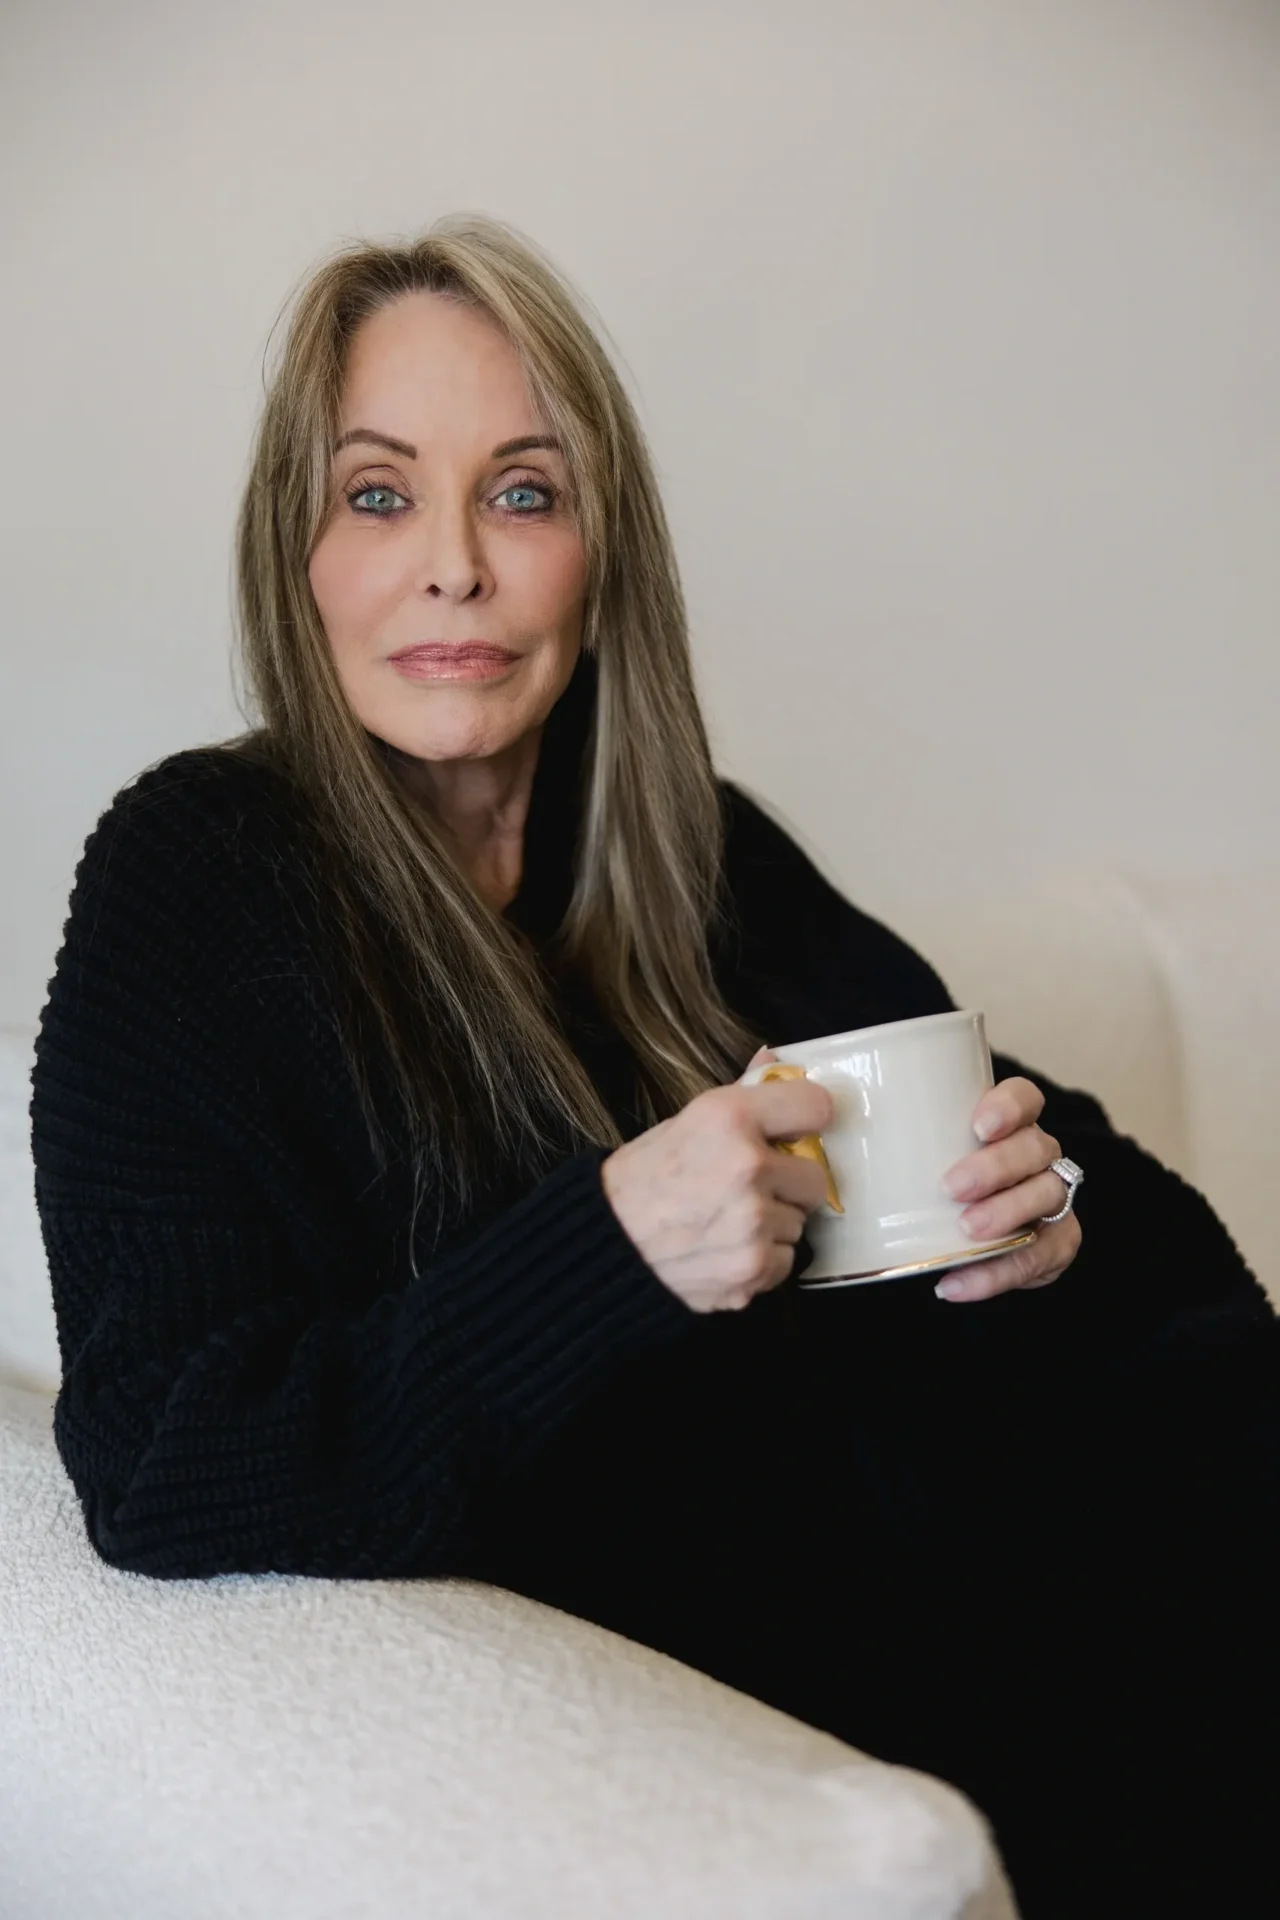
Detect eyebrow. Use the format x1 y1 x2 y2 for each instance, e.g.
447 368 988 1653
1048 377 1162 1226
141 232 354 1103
333 428 418 458
332 429 563 461
491 435 563 459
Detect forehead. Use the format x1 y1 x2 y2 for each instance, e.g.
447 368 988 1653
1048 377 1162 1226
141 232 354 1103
339 291 541 445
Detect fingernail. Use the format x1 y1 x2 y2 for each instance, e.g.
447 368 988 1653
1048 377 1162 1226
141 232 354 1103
962 1207 990 1238
942 1169 974 1199
935 1278 965 1301
974 1113 1001 1143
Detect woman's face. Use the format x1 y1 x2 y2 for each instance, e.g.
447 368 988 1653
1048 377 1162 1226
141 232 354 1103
309 291 588 771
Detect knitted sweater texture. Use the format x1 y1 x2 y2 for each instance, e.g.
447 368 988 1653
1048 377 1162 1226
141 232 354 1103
29 686 1274 1595
31 674 1280 1920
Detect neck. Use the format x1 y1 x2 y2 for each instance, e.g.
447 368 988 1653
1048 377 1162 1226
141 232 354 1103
397 729 544 914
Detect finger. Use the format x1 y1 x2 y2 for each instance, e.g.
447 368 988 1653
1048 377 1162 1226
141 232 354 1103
764 1199 810 1246
1017 1214 1081 1287
707 1193 811 1249
943 1125 1062 1204
743 1077 835 1141
971 1076 1045 1145
935 1217 1080 1303
765 1148 832 1215
955 1169 1070 1246
735 1233 809 1306
748 1072 841 1212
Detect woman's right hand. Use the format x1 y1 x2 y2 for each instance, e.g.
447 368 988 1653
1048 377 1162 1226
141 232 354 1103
599 1053 834 1313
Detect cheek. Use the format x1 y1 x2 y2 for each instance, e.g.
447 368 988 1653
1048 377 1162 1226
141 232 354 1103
499 529 588 633
308 526 404 641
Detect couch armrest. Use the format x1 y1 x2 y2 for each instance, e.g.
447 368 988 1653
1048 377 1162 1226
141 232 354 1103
0 1384 1014 1920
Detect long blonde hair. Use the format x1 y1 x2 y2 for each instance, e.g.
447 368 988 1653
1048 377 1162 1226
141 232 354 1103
229 214 758 1251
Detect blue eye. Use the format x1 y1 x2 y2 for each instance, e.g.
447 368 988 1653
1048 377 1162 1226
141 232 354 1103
349 485 409 515
496 483 553 513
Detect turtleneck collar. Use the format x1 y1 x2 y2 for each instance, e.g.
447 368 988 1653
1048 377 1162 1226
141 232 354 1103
503 649 598 950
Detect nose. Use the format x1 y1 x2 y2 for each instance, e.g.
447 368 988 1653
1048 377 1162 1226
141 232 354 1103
415 497 494 605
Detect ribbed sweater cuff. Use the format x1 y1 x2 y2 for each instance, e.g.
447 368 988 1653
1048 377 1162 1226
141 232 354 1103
408 1146 696 1442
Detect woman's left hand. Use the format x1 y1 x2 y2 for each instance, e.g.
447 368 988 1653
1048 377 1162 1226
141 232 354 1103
935 1076 1081 1302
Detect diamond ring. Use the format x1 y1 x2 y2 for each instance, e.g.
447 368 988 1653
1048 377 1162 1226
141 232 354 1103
1039 1156 1084 1224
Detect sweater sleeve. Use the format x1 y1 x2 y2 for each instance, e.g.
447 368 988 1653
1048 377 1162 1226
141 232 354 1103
31 761 693 1581
720 783 1275 1331
985 1050 1275 1333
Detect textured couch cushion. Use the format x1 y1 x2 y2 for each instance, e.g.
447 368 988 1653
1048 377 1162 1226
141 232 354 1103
1115 868 1280 1300
0 1383 1014 1920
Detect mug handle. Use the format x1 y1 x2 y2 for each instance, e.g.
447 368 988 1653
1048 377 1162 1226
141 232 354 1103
755 1062 844 1215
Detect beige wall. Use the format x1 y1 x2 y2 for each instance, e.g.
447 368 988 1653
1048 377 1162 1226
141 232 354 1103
3 0 1278 1028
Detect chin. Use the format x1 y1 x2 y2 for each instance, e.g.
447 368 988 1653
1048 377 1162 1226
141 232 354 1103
368 694 533 766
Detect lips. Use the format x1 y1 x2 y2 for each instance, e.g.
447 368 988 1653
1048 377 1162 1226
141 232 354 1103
388 643 518 664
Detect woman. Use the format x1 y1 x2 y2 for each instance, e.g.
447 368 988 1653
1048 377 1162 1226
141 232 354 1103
31 218 1277 1918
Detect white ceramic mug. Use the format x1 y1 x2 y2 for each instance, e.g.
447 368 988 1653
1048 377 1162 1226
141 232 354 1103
740 1009 1036 1288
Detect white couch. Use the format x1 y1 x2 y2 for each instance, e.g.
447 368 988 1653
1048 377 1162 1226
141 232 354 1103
0 1036 1013 1920
3 863 1273 1918
898 864 1279 1303
0 1372 1016 1920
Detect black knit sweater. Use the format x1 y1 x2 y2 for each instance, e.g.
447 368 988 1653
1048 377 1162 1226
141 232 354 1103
32 667 1280 1918
30 661 1274 1589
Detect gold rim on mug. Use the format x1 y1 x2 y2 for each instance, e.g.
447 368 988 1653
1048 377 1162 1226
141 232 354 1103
796 1230 1038 1291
